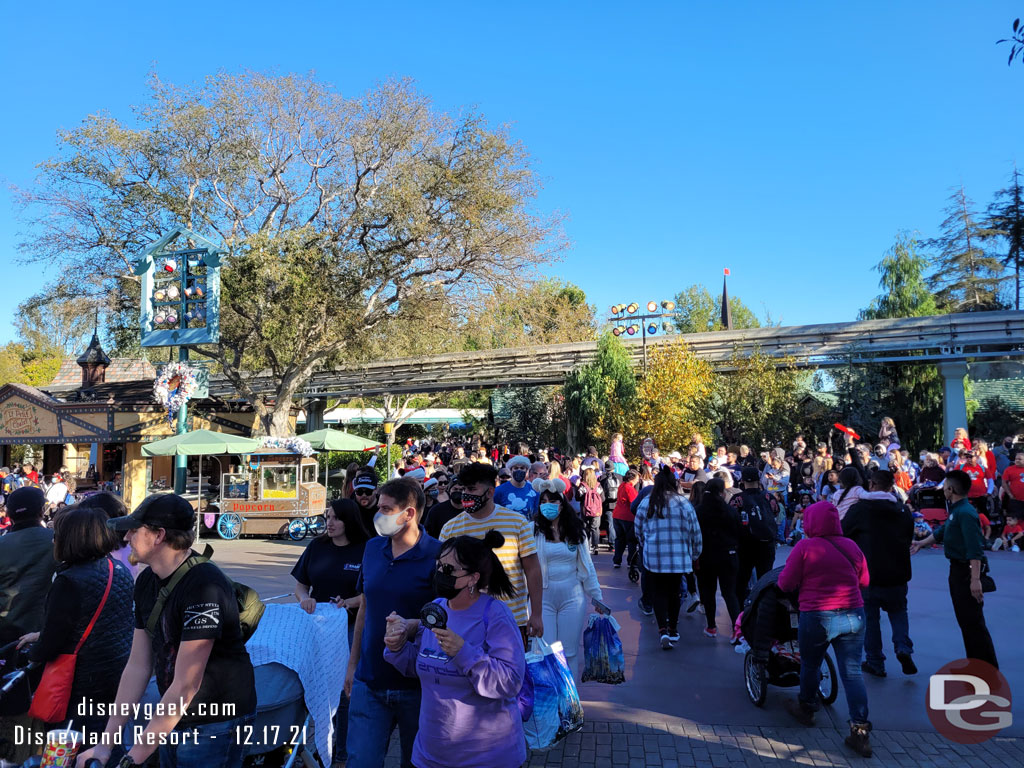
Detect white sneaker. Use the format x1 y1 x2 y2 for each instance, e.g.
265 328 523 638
660 634 674 650
685 594 700 613
992 539 1004 551
1013 544 1021 553
697 603 706 615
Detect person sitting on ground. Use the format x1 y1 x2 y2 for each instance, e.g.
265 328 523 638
992 513 1023 552
384 532 526 768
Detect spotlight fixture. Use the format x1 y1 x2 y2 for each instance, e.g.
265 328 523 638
661 300 676 311
647 301 657 312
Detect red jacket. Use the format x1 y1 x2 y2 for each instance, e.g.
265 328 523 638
613 482 639 522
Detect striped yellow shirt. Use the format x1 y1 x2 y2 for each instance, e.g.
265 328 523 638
439 505 537 625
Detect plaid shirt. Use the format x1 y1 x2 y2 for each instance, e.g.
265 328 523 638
634 493 703 573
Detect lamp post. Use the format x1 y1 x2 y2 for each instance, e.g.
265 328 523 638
608 300 677 373
383 417 396 479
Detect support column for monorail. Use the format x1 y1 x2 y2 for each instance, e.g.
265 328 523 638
938 361 969 448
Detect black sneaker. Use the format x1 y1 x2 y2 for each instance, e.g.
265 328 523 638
861 661 886 678
897 652 918 675
613 562 622 569
638 599 654 616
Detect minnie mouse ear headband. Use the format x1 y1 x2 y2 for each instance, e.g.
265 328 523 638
532 477 567 496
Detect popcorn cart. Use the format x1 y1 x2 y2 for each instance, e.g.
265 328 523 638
214 449 328 540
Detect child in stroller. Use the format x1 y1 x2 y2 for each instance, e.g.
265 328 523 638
736 567 838 707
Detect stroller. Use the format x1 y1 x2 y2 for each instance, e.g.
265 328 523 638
912 486 948 530
627 545 642 584
737 568 838 708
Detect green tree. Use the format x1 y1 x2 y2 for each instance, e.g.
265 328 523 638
16 72 563 435
622 339 714 456
924 186 1007 312
860 234 938 320
0 343 62 388
984 166 1024 310
671 284 761 334
710 351 804 448
563 333 637 452
16 283 97 357
854 234 946 450
464 279 596 350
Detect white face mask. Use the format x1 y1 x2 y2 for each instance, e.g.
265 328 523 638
373 509 408 537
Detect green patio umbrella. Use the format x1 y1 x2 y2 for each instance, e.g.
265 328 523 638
141 429 261 457
302 428 384 452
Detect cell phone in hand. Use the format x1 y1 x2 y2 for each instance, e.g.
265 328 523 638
592 599 612 616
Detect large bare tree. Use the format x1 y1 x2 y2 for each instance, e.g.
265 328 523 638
17 72 563 434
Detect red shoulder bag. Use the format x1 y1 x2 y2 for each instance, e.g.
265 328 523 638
29 557 114 722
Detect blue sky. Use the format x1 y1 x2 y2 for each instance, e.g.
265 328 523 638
1 2 1022 346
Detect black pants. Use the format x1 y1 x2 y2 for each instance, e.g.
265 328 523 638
613 518 638 565
684 572 697 596
582 515 600 551
948 560 998 668
648 571 683 634
736 541 776 608
697 552 741 631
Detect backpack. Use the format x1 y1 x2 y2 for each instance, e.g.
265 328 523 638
582 486 603 517
145 544 265 642
731 491 776 543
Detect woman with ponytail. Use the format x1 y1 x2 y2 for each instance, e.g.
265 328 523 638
384 531 526 768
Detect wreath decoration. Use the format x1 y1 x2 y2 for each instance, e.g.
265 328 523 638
260 436 315 457
154 362 200 423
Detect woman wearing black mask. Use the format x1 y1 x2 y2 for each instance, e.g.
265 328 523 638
424 481 464 539
384 532 526 768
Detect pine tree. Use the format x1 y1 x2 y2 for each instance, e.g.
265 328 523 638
985 167 1024 310
924 186 1007 312
858 234 945 450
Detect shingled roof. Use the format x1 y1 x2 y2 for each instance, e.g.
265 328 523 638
47 358 157 391
972 376 1024 412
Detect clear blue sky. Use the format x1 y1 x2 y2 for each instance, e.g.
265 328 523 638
2 2 1022 346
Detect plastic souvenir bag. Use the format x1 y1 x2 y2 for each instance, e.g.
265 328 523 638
581 614 625 684
523 639 584 750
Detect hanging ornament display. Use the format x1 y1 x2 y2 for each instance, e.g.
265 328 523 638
154 362 200 423
166 285 180 300
154 288 166 302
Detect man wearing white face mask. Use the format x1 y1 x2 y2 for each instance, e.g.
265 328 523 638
345 477 441 768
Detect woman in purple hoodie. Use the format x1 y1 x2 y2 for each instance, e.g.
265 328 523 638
777 500 872 758
384 531 526 768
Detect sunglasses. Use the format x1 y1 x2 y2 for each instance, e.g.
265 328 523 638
354 488 375 496
436 562 468 577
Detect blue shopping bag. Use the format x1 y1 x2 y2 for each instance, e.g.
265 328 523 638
581 614 625 684
522 639 584 750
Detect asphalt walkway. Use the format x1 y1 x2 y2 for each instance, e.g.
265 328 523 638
212 533 1024 765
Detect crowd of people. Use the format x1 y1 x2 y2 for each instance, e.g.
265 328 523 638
0 418 1021 766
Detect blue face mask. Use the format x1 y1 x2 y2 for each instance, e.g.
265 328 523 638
511 469 527 483
540 502 560 520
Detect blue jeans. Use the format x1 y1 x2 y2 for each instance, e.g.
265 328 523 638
797 608 869 725
862 584 913 669
158 711 255 768
346 678 420 768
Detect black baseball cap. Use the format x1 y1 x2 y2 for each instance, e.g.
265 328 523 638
6 487 45 523
352 468 379 491
740 466 760 483
107 493 196 532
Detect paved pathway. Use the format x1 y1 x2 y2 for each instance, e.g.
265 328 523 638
211 534 1024 765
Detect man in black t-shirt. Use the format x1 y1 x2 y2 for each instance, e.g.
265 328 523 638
352 467 380 535
79 494 255 768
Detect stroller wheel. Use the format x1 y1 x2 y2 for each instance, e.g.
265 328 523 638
744 651 767 707
818 651 838 705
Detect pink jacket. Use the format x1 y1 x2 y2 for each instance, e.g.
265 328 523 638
778 501 869 611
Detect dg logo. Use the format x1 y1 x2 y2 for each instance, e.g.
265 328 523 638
927 658 1012 744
